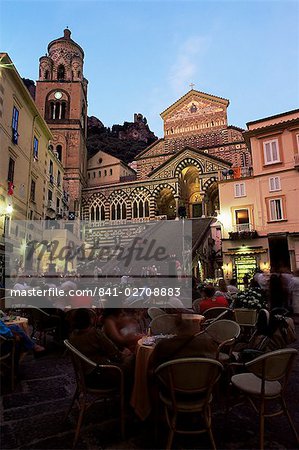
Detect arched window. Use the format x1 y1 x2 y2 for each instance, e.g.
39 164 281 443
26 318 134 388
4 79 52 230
49 101 68 120
61 102 66 119
57 65 65 80
89 197 105 222
110 192 127 220
45 70 49 80
132 190 150 218
56 145 62 161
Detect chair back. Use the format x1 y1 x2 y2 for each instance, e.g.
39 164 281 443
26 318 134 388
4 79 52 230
148 307 166 320
203 307 234 322
192 298 201 313
150 314 178 335
155 358 223 401
64 339 97 394
246 348 298 384
205 319 240 345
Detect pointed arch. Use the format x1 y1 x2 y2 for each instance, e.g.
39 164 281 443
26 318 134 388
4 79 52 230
88 194 107 222
131 187 151 219
108 190 128 220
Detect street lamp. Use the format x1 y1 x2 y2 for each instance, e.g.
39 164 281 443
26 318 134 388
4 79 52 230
0 204 13 217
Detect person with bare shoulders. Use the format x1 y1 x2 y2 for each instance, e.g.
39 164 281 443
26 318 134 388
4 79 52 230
102 308 143 352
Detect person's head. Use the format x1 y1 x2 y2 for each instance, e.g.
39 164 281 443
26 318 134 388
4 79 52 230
202 285 216 298
229 278 237 287
218 278 227 292
101 308 125 320
72 308 94 330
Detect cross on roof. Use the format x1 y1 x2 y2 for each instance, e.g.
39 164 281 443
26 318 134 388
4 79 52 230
189 83 195 90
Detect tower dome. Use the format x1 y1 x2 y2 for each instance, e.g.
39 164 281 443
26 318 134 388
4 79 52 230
41 28 84 82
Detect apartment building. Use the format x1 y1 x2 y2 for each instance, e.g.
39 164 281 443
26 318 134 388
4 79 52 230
0 53 65 279
218 109 299 287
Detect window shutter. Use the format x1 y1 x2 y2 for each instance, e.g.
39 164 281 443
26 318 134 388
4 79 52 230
274 177 281 190
234 184 240 197
264 142 271 162
271 141 278 161
240 183 245 196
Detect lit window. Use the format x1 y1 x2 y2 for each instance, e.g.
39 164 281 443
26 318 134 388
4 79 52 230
269 198 284 221
33 136 39 159
234 182 246 198
269 176 281 192
235 209 250 231
263 139 280 164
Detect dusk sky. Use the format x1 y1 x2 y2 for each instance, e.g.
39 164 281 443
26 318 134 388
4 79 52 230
1 0 298 137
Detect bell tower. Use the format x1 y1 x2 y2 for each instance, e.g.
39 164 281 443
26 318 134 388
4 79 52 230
35 28 88 217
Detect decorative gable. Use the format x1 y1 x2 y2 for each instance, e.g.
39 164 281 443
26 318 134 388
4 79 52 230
161 90 229 139
149 147 231 180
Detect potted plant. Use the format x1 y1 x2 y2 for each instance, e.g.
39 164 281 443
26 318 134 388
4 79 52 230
234 287 266 326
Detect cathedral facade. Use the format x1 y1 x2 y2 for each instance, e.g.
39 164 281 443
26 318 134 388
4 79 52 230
34 30 251 234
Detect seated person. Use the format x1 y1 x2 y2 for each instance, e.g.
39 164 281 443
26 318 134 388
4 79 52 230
215 278 233 304
198 285 229 314
102 308 143 352
69 309 134 389
149 315 218 371
0 319 45 356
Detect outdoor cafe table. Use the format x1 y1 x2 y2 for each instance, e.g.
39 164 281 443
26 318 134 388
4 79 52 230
130 337 154 420
130 314 205 420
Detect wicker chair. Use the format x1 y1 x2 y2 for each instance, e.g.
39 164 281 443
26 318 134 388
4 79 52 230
155 357 223 450
205 319 241 363
148 307 167 320
150 314 179 335
64 339 125 448
231 348 299 450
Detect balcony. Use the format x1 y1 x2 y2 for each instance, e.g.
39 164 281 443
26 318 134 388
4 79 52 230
228 223 258 240
220 166 253 181
294 154 299 171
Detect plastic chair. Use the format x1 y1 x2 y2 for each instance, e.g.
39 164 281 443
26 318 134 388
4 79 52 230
205 319 241 363
64 339 125 447
231 348 299 450
148 307 167 320
150 314 178 335
155 357 223 450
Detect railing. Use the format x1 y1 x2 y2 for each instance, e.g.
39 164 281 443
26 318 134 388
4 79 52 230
234 223 253 232
220 166 253 180
228 223 258 240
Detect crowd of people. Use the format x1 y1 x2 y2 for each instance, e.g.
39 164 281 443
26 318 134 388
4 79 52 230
1 266 298 398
